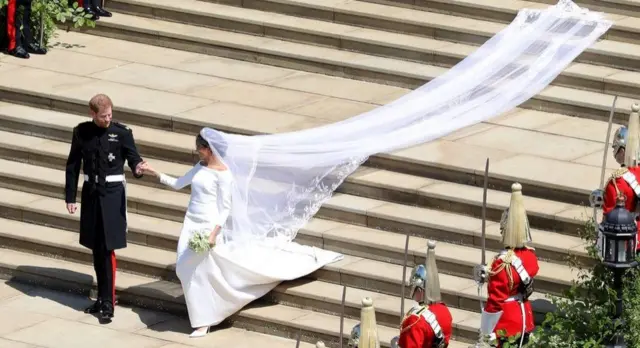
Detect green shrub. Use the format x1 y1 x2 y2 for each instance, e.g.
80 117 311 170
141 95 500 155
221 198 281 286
528 213 640 347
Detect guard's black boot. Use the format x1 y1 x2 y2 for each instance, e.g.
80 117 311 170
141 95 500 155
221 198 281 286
100 301 114 322
85 8 99 20
27 43 47 55
9 46 29 59
92 5 111 17
84 298 103 314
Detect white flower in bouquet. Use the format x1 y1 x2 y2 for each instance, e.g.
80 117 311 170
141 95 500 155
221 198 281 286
188 229 214 253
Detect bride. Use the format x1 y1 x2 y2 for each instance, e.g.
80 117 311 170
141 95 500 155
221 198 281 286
141 129 342 338
141 132 233 337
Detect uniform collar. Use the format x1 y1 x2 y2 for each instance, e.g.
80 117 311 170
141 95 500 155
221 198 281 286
92 121 109 133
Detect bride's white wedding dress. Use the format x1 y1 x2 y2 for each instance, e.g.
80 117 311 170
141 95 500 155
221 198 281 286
159 163 342 328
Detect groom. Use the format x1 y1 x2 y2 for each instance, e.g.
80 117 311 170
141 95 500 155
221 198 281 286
64 93 145 322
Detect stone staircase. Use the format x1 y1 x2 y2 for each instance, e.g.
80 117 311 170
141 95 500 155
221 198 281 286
0 0 636 346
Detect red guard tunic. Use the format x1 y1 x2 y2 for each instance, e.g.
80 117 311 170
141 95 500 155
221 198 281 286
399 302 452 348
603 166 640 252
484 248 539 344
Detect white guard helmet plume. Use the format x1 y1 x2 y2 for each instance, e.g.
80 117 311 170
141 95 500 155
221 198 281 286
624 103 640 167
501 183 532 248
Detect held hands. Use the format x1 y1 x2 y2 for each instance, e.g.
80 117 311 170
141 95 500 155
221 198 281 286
135 161 147 176
137 161 157 176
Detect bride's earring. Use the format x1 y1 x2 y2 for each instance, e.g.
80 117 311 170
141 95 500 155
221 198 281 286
189 326 210 338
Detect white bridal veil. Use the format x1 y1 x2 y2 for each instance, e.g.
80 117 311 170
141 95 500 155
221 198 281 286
202 0 612 248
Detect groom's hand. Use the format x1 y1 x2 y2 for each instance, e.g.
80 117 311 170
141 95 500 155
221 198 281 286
135 161 146 176
66 203 77 214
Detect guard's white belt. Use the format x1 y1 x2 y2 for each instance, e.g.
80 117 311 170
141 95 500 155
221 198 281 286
83 174 125 183
622 171 640 198
420 309 444 339
505 294 524 302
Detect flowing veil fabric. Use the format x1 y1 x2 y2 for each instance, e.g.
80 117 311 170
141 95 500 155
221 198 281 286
198 0 612 311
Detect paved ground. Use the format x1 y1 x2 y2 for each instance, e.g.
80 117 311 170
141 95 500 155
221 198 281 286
0 279 313 348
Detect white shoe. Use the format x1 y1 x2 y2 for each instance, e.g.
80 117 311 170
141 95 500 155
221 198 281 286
189 327 210 338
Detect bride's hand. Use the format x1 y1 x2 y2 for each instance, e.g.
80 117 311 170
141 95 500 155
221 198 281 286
140 162 156 175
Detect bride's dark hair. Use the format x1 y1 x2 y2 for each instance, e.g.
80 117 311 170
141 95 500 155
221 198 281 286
196 133 228 157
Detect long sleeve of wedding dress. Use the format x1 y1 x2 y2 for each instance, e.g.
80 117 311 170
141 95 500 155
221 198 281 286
159 165 198 190
214 176 232 228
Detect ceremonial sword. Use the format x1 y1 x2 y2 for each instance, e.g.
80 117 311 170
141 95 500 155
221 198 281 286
594 95 618 220
399 233 410 324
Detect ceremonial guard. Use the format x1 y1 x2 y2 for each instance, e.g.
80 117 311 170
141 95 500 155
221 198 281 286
397 240 452 348
5 0 47 58
65 94 145 321
348 241 452 348
477 183 539 347
593 104 640 253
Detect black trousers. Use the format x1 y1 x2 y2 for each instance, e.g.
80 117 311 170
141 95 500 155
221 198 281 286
93 200 117 305
6 0 32 51
77 0 101 9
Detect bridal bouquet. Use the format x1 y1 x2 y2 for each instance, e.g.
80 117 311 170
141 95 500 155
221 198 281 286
188 229 214 253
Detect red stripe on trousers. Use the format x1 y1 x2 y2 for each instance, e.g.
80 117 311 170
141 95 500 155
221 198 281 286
6 0 17 51
111 251 117 306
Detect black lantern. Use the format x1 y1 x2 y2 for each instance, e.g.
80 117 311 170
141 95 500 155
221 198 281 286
600 200 638 269
600 199 639 348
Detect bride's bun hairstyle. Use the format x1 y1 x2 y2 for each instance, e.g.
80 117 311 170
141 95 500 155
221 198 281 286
198 129 229 158
195 133 210 150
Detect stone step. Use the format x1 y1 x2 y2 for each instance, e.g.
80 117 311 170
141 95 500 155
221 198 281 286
0 105 593 237
0 33 628 206
0 212 483 341
106 0 640 99
0 248 470 348
0 129 193 192
528 0 640 20
80 12 640 125
0 211 553 331
0 158 593 277
0 160 578 295
201 0 640 57
272 278 481 342
0 101 198 164
0 149 590 268
358 0 640 30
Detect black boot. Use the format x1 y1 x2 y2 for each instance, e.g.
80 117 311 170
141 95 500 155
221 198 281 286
92 5 112 17
84 298 103 314
27 43 47 55
100 301 114 322
9 46 29 59
85 7 99 20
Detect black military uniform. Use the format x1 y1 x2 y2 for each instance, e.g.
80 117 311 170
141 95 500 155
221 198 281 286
65 120 143 320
